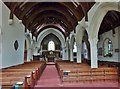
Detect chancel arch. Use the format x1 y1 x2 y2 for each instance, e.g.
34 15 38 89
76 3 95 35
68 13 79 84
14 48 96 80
41 33 61 50
37 28 65 60
41 33 61 62
37 28 65 48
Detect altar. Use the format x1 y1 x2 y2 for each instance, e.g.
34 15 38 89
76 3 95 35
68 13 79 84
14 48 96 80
42 50 60 62
47 51 55 62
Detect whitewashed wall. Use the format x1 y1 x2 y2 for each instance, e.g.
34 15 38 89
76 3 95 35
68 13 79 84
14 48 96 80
0 0 2 27
98 26 120 62
1 2 25 69
0 27 2 69
118 27 120 62
0 1 2 69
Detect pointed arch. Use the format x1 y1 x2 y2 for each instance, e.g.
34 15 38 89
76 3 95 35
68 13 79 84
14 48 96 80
73 42 76 52
37 28 65 48
88 2 119 39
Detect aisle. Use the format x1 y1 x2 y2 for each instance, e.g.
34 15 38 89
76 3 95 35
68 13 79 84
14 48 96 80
34 64 62 87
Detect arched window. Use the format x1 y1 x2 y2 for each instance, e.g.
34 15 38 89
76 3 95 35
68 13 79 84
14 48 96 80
103 38 113 57
48 40 55 51
73 42 77 52
83 42 88 59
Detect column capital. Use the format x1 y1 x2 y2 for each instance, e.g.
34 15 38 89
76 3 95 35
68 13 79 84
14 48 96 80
77 20 86 27
84 21 88 28
76 22 82 30
62 46 66 50
70 31 75 35
76 43 82 48
88 37 98 44
18 20 22 24
78 21 81 25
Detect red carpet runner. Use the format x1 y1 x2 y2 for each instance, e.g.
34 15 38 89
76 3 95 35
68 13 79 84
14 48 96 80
34 65 62 87
34 64 119 88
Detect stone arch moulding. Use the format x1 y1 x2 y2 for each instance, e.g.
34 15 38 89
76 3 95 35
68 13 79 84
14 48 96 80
88 2 119 39
76 24 86 46
37 28 65 48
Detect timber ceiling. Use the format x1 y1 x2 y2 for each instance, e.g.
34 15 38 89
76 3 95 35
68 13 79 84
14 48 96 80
4 1 95 38
99 11 120 35
3 1 120 38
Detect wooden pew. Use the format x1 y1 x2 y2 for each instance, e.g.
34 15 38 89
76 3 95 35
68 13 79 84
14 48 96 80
56 61 118 84
0 60 46 88
0 71 35 88
0 77 28 88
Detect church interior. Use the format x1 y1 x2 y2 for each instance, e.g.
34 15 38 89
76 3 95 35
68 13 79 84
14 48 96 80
0 1 120 89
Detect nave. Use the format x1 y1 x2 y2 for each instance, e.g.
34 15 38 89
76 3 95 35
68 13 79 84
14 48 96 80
0 1 120 89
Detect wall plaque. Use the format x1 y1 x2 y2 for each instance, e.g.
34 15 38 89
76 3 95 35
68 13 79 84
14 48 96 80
115 49 119 52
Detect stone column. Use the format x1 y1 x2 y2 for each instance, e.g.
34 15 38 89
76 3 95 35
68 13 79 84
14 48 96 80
76 44 82 63
89 38 98 68
65 46 69 60
70 47 74 62
64 39 70 61
27 48 32 61
62 48 66 60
